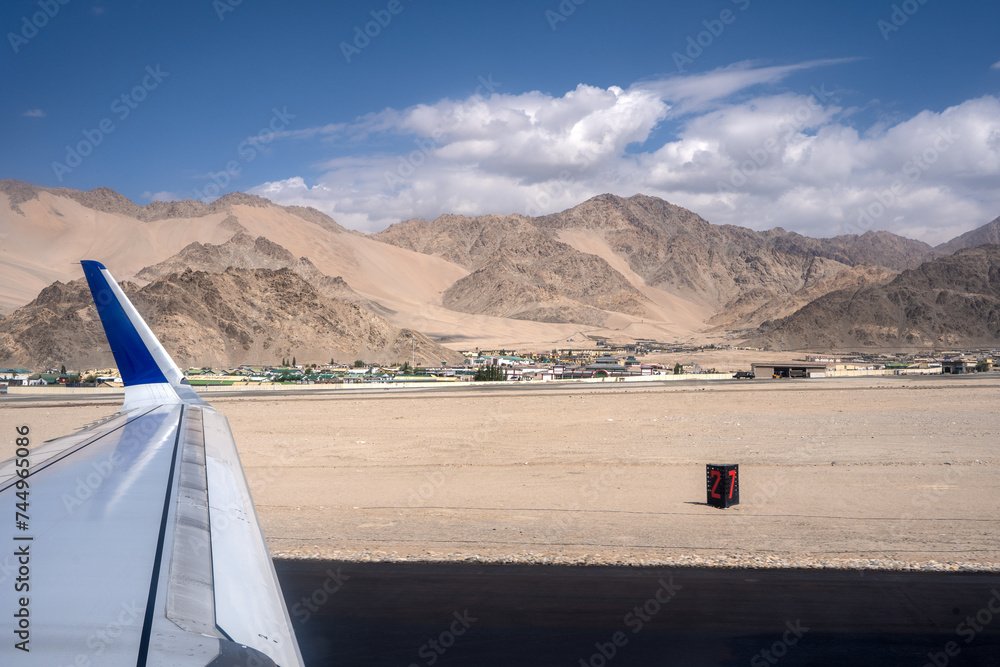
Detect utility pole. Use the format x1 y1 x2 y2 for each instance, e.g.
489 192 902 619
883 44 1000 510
411 334 415 371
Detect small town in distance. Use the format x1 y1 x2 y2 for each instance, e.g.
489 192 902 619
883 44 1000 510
2 339 994 391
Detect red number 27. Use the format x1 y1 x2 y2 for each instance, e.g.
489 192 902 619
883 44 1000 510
710 470 737 499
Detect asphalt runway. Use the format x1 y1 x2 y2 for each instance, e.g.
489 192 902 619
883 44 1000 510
274 560 1000 667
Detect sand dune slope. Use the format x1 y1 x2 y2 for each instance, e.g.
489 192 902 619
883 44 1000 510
0 190 233 312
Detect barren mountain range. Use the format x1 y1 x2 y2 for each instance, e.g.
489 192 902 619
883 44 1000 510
1 178 998 367
376 193 940 330
935 215 1000 255
745 245 1000 351
0 268 461 369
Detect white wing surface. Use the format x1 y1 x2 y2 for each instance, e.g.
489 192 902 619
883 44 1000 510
0 260 305 666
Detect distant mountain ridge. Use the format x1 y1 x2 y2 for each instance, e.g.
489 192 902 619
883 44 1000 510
0 267 461 369
0 178 346 233
935 215 1000 255
378 193 941 329
743 245 1000 350
3 180 1000 363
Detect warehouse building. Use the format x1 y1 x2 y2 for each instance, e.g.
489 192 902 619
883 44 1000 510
751 362 830 379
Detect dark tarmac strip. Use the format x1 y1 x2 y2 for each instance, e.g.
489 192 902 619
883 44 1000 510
275 560 1000 667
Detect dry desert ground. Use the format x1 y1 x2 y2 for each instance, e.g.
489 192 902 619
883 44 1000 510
4 374 999 570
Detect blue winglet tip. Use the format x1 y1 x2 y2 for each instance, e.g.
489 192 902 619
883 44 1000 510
81 260 169 387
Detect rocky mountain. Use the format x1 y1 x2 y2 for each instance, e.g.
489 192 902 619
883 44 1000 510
538 194 938 270
0 180 483 353
379 193 938 329
539 195 937 310
5 179 1000 362
935 215 1000 255
0 179 351 314
742 245 1000 350
135 230 393 315
710 263 899 330
0 268 463 369
377 213 651 325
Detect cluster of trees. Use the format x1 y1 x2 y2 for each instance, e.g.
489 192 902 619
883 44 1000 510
270 358 430 373
473 365 507 382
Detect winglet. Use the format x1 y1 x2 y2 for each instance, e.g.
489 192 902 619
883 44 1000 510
81 260 204 409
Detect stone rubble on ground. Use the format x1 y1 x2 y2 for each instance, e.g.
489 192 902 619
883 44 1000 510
271 548 999 571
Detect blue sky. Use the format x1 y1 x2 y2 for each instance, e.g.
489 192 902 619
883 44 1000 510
3 0 999 243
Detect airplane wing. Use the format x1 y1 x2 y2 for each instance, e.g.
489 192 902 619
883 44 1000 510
0 261 305 666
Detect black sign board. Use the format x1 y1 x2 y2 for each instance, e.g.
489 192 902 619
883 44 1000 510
706 463 739 508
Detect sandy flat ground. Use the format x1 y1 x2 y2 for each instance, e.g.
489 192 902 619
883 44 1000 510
4 375 998 569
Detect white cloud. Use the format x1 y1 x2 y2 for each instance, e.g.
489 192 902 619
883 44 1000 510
253 81 671 229
22 109 45 118
992 61 1000 70
250 62 1000 245
142 190 181 203
636 58 857 116
268 122 346 142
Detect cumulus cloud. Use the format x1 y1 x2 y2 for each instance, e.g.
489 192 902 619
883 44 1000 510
22 109 45 118
250 62 1000 244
